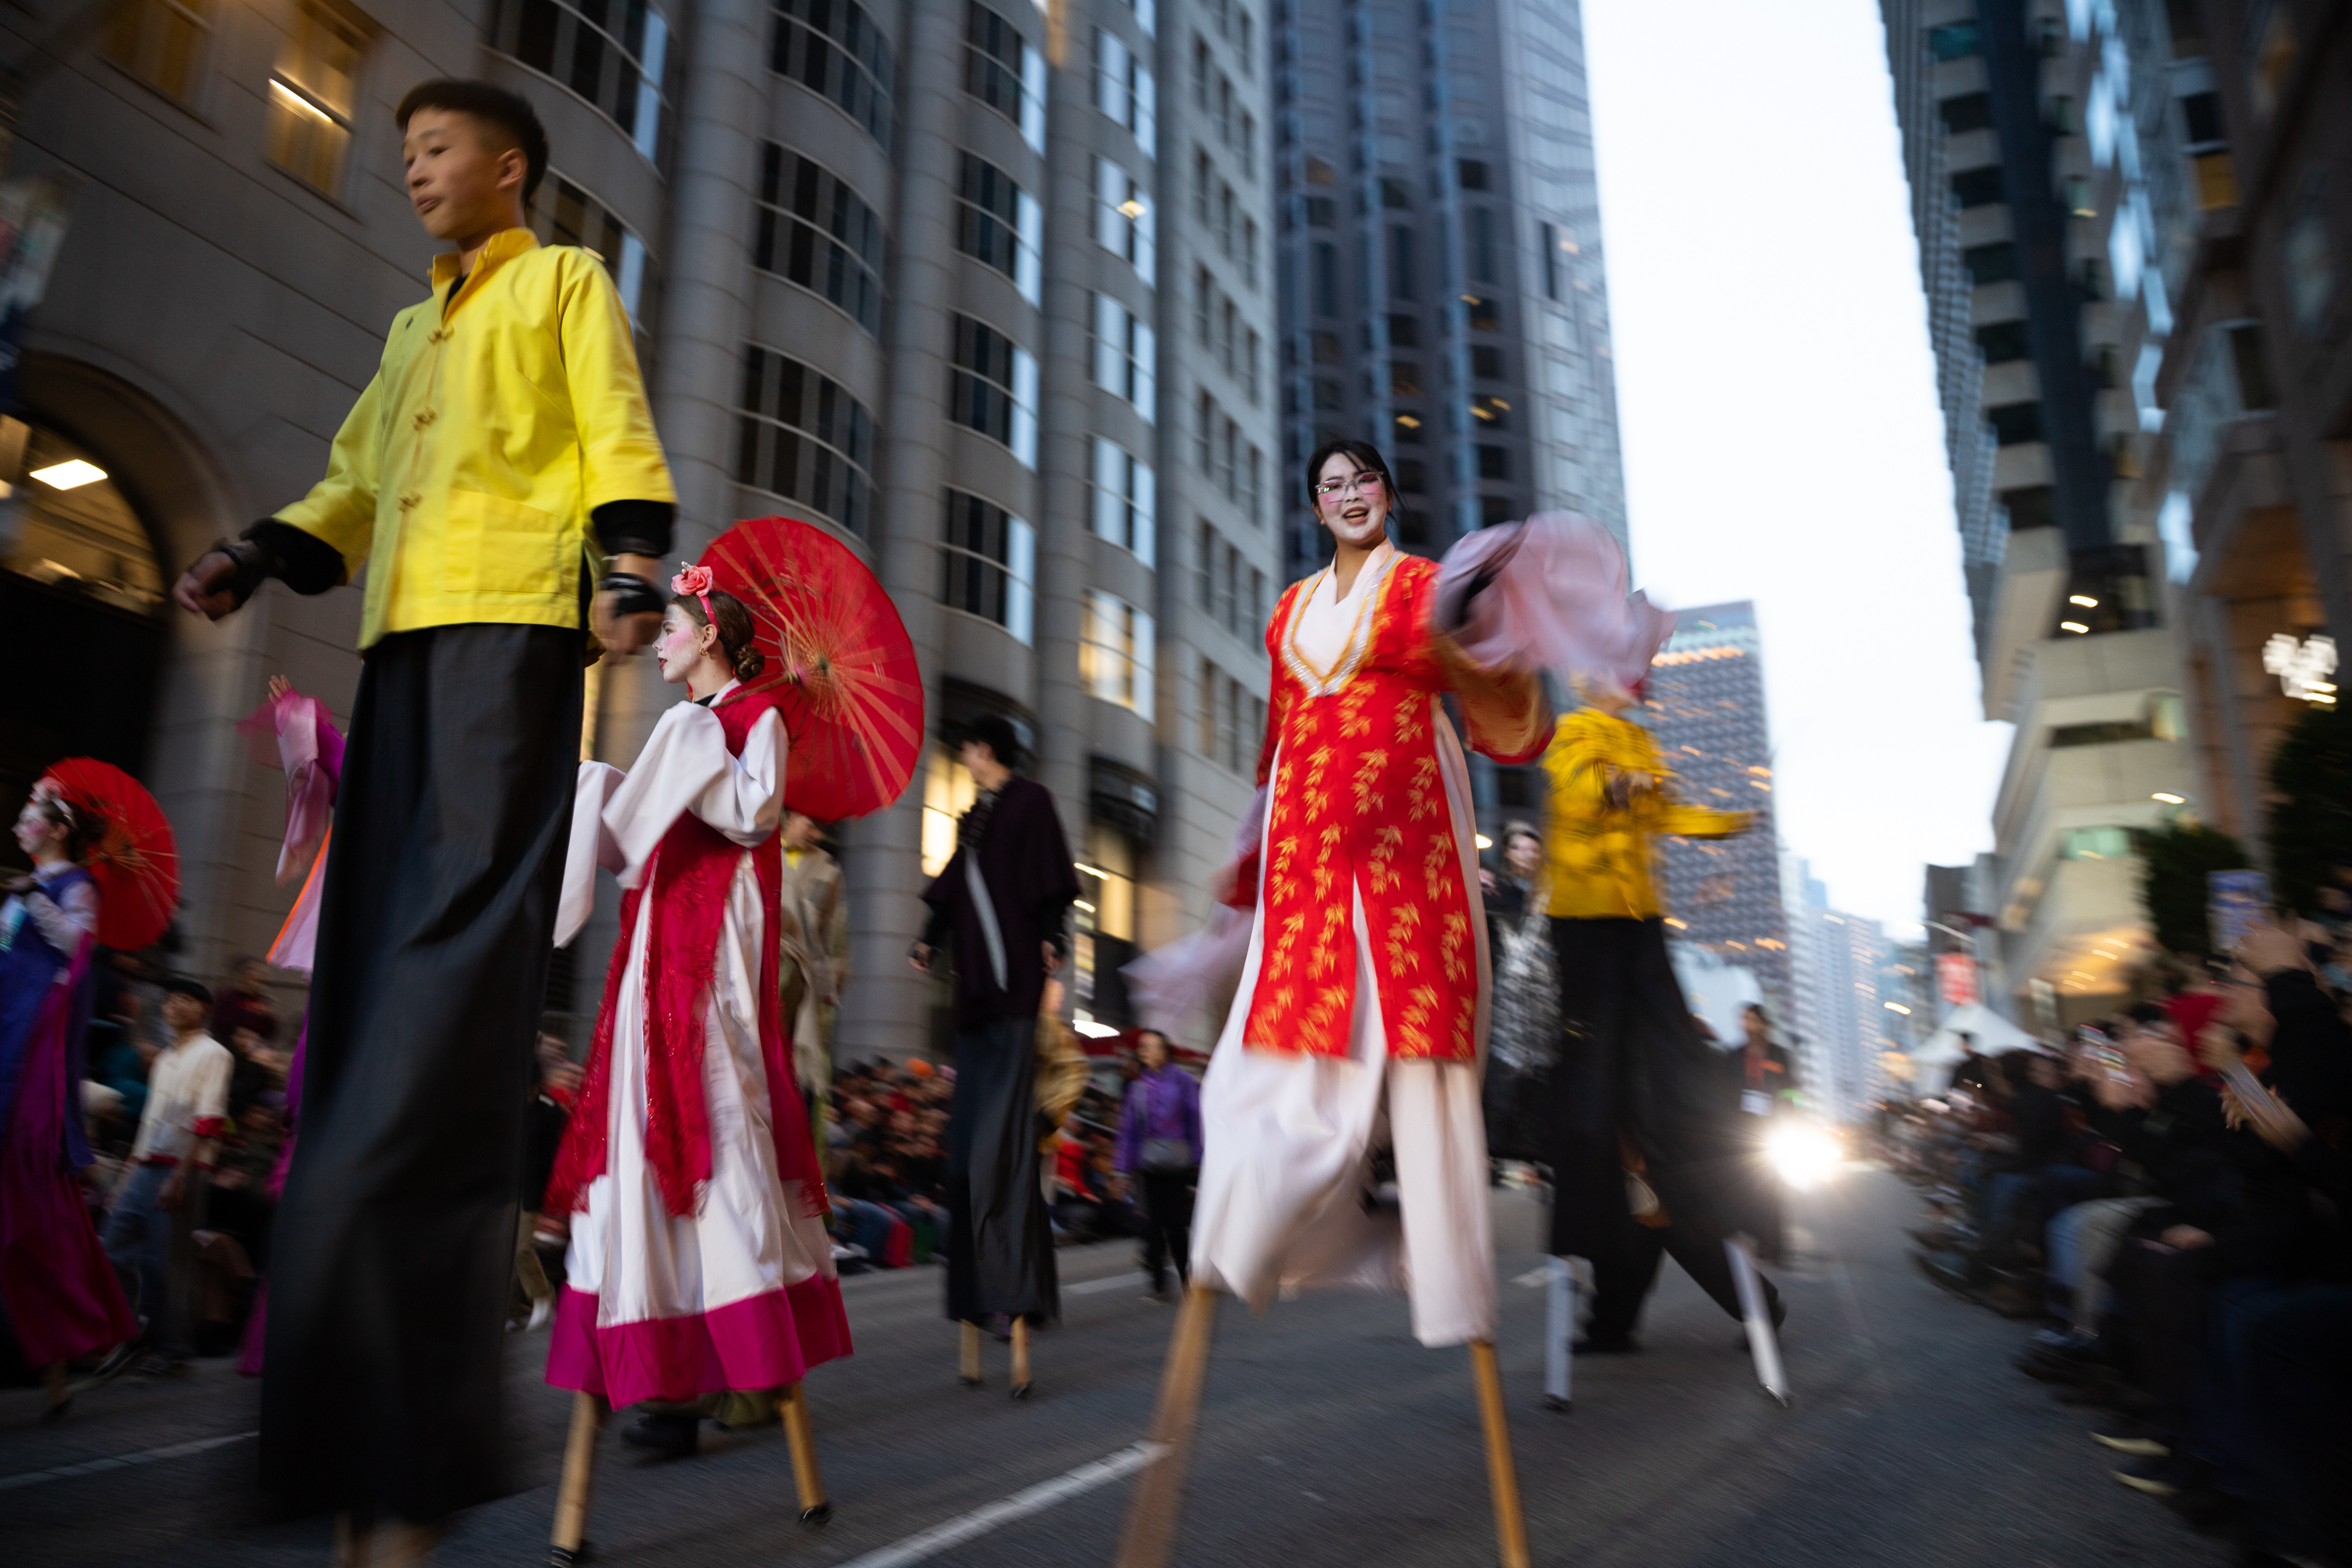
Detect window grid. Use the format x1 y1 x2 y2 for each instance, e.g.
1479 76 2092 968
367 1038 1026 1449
267 0 364 194
1094 156 1156 278
106 0 213 103
754 144 885 336
950 315 1040 466
1090 437 1156 564
941 488 1035 643
1094 28 1156 154
735 344 875 536
1091 294 1157 422
499 0 677 162
769 0 894 151
966 2 1047 151
1081 590 1156 720
956 152 1043 304
531 172 656 332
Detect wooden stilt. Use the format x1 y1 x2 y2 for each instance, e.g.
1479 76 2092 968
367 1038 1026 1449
41 1360 71 1424
1008 1315 1033 1399
1112 1283 1220 1568
332 1514 369 1568
777 1381 832 1525
1470 1340 1532 1568
959 1319 982 1386
1726 1238 1790 1406
550 1391 605 1565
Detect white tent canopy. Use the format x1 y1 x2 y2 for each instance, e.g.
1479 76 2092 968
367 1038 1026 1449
1909 1002 2044 1090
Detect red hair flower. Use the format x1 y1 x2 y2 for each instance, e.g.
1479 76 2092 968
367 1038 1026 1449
671 563 714 598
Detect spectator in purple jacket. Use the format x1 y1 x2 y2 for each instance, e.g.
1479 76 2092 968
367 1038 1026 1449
1115 1031 1203 1302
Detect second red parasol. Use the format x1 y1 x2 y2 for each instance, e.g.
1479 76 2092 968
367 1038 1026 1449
699 515 925 821
33 758 180 952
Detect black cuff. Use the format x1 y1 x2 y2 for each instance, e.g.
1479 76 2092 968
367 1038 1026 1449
591 499 675 561
599 572 666 618
242 521 347 595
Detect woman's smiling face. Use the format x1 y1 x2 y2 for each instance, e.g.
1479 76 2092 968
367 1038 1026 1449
1313 452 1390 550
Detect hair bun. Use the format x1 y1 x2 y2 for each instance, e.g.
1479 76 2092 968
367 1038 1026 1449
734 644 768 682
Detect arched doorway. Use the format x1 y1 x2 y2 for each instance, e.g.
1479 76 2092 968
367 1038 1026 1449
0 414 169 837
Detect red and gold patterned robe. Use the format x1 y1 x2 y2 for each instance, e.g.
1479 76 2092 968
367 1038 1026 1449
1241 546 1548 1063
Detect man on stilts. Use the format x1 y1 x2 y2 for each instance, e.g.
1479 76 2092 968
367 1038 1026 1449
911 713 1078 1396
172 80 676 1552
1537 673 1784 1355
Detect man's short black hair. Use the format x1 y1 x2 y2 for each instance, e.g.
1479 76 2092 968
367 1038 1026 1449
396 79 550 204
163 976 213 1007
962 713 1025 772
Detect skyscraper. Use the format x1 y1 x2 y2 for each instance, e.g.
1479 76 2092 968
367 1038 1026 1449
1270 0 1628 586
13 0 1281 1056
1877 0 2196 1025
1784 862 1895 1124
1643 601 1790 1014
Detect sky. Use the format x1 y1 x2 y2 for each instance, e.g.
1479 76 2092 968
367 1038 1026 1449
1581 0 2014 934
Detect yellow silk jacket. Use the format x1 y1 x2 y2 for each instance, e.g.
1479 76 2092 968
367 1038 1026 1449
1541 707 1751 920
274 229 675 649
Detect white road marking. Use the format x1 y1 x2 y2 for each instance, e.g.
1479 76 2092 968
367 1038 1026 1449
833 1442 1164 1567
0 1430 257 1491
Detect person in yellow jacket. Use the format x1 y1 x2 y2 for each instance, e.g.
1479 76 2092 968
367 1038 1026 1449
1537 673 1784 1354
169 81 675 1545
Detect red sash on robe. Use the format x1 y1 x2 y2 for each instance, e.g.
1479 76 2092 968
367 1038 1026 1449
546 691 827 1220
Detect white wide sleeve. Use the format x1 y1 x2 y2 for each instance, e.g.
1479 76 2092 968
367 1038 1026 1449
554 761 629 949
601 702 788 891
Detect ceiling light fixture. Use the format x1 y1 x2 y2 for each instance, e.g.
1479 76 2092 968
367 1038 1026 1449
31 459 106 490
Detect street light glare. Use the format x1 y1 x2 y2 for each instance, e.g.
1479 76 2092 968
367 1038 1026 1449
1883 1000 1911 1014
2059 621 2089 634
2151 792 2185 804
2068 593 2099 607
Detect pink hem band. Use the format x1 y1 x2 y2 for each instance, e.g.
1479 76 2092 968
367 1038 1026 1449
543 1277 852 1407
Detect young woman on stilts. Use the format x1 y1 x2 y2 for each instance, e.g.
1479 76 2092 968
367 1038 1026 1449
1120 437 1576 1568
539 566 850 1559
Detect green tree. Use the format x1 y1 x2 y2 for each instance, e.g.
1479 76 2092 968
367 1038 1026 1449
2267 705 2352 915
2137 822 2252 956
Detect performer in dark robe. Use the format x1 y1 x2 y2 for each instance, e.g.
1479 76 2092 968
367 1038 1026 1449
913 714 1078 1333
1537 676 1781 1352
169 82 675 1536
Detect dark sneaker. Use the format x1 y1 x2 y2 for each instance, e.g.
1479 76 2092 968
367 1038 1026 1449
621 1411 701 1457
1572 1332 1639 1356
2092 1425 2170 1458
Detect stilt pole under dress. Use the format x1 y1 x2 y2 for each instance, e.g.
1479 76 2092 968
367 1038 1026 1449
1112 1286 1530 1568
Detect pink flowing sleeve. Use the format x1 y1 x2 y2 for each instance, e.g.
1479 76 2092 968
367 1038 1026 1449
1434 511 1675 692
239 690 343 886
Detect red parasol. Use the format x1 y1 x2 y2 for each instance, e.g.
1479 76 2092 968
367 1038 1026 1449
34 758 180 951
699 516 924 821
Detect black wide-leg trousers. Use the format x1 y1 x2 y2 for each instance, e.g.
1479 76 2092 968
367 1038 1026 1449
944 1016 1059 1326
261 625 582 1523
1544 916 1773 1334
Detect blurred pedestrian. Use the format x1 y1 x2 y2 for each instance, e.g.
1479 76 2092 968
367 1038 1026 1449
913 713 1077 1346
1114 1030 1201 1301
209 955 278 1051
101 978 230 1375
171 77 677 1540
1730 1003 1798 1263
1534 673 1779 1352
777 811 848 1124
0 790 137 1417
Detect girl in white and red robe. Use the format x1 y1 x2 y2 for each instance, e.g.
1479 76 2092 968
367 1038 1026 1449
543 568 848 1440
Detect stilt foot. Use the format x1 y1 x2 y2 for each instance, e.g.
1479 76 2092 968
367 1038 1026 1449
1541 1395 1570 1414
549 1542 592 1566
799 1504 833 1526
1009 1381 1033 1400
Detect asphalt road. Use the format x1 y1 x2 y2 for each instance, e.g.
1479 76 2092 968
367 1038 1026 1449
3 1167 2224 1568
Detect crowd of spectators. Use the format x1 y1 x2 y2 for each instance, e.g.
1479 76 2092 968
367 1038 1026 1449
1893 916 2350 1568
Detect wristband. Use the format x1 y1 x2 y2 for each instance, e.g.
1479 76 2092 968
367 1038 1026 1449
598 572 666 619
196 534 285 611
